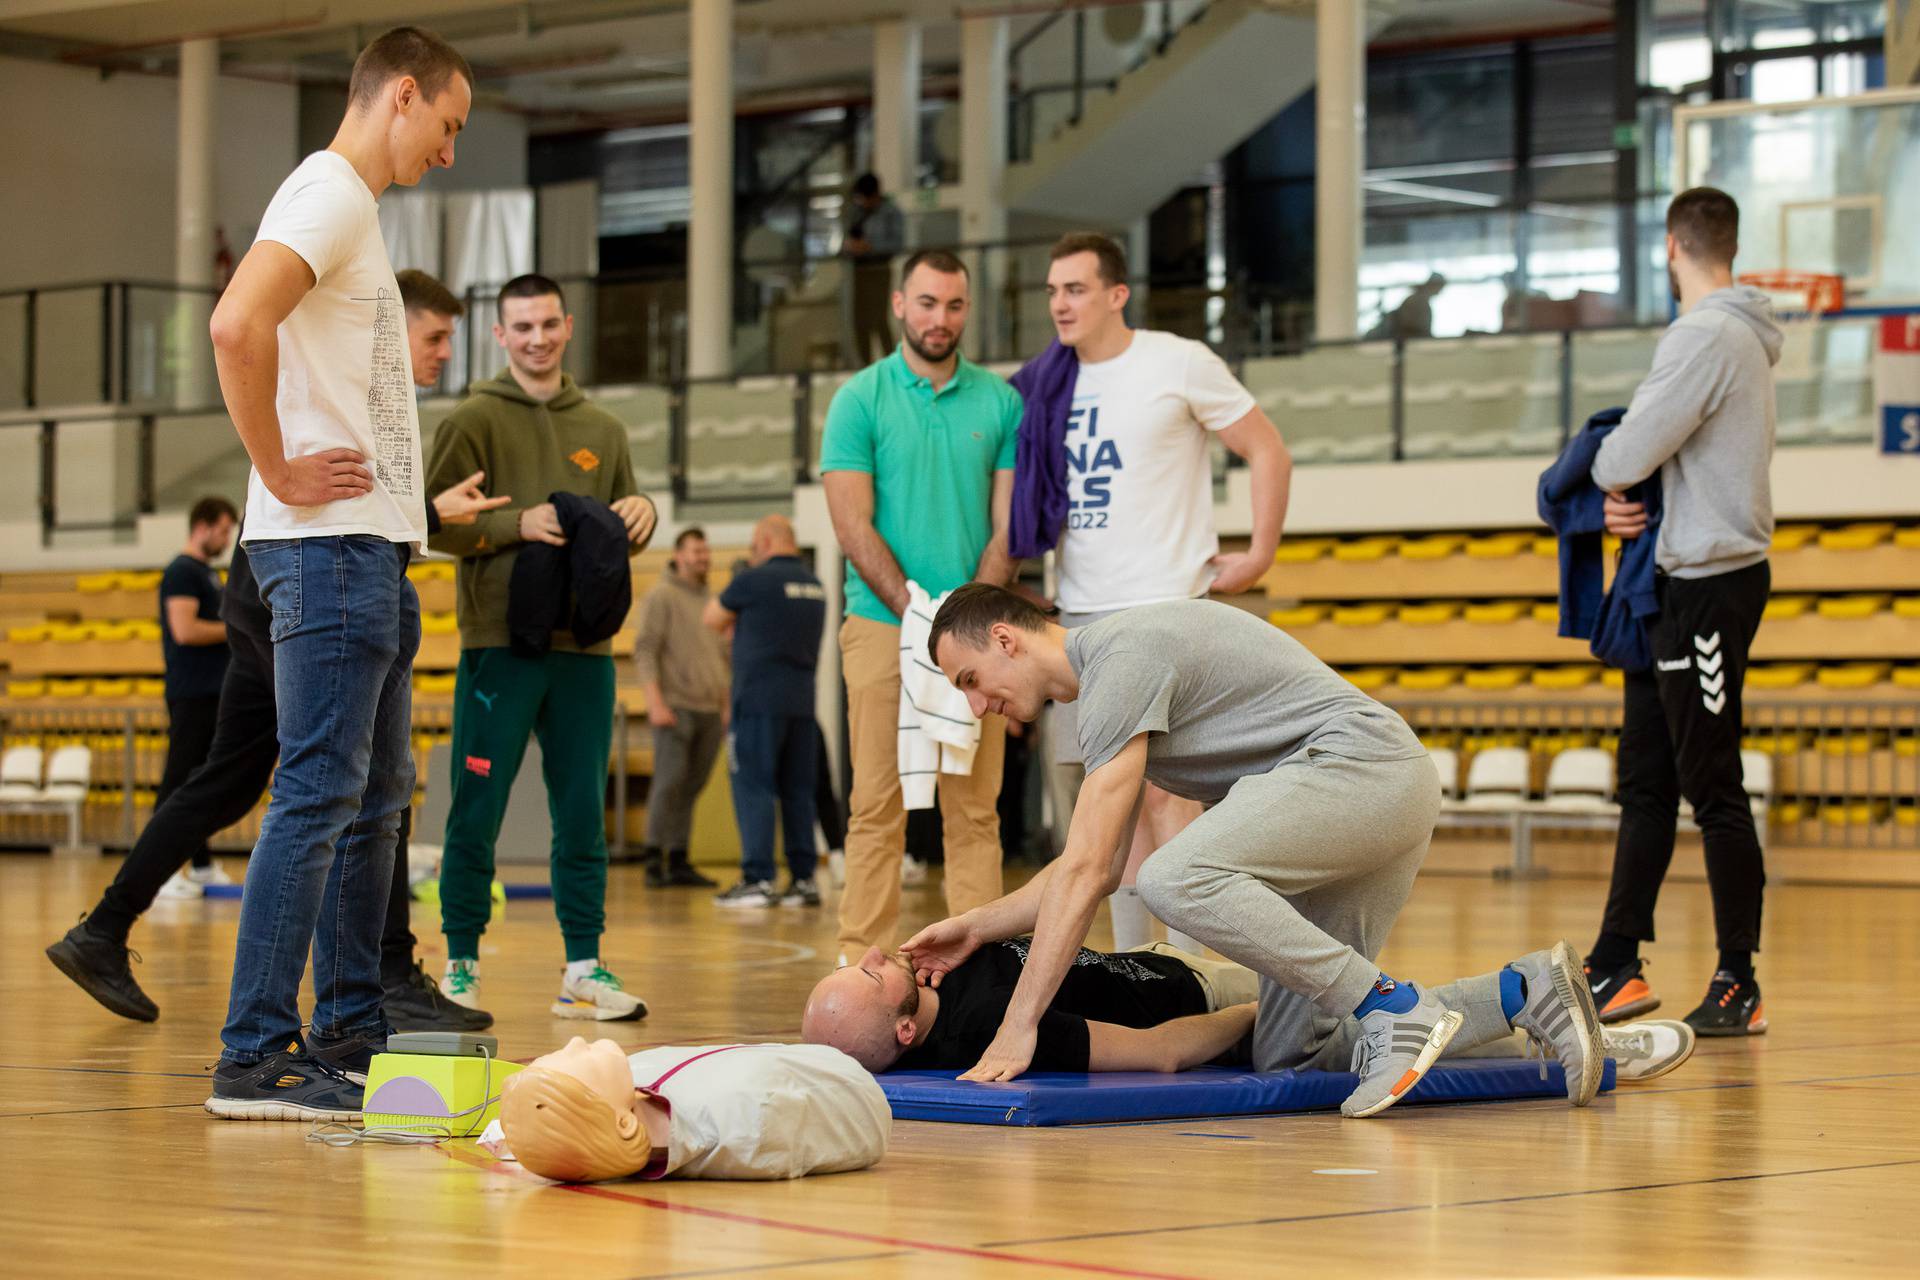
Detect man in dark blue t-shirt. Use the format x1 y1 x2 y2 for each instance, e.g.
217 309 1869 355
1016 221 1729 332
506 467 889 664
704 515 828 907
155 496 238 887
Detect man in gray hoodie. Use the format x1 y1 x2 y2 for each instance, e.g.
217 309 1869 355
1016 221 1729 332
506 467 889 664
1583 187 1782 1039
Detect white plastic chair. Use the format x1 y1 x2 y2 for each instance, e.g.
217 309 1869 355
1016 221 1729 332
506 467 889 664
1428 747 1460 800
1532 748 1618 815
1451 748 1532 810
0 745 44 802
41 745 92 802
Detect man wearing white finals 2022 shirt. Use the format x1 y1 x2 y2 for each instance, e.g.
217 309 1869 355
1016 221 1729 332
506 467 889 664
204 26 473 1122
1039 233 1292 954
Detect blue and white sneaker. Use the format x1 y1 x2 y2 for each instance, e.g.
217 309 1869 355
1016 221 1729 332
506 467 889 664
553 965 647 1021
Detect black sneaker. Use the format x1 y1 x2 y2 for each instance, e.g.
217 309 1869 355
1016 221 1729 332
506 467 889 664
781 878 822 907
1584 955 1660 1024
714 880 778 908
46 916 158 1022
384 961 494 1033
307 1026 391 1085
1683 970 1768 1037
658 851 718 888
205 1040 364 1121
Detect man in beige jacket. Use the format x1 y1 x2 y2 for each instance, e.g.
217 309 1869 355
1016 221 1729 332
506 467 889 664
629 527 730 886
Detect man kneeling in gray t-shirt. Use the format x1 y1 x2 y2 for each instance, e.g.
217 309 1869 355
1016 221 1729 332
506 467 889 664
904 585 1606 1117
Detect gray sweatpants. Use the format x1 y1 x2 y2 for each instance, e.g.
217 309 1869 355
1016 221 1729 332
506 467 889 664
1137 747 1514 1072
645 707 724 850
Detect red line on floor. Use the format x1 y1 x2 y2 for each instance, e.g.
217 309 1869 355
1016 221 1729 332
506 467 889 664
439 1144 1207 1280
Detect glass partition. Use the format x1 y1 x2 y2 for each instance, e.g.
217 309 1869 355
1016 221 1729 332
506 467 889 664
1243 343 1396 465
682 376 799 501
151 411 247 511
1403 332 1563 459
0 294 26 412
1567 327 1657 426
600 384 674 492
124 285 218 410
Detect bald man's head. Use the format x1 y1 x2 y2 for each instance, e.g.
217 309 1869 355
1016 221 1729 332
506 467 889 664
750 514 798 563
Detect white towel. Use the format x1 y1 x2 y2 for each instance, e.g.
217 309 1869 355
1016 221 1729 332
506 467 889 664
897 581 981 809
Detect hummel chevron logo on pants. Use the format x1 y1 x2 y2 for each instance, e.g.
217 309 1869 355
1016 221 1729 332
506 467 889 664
1694 632 1725 714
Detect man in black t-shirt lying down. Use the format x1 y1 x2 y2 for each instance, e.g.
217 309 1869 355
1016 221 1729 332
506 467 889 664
802 941 1259 1074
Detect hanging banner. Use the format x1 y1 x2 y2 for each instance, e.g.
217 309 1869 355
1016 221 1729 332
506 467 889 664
1878 313 1920 455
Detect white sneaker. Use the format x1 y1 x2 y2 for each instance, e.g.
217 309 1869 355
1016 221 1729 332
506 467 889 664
900 854 928 887
443 959 483 1011
553 964 647 1021
1602 1018 1696 1083
185 862 234 887
826 849 845 887
156 870 204 900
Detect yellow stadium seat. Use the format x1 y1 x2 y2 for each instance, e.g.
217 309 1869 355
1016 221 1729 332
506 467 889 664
92 622 139 642
1464 666 1529 690
1342 667 1395 691
1602 669 1624 689
1333 537 1399 562
408 561 457 582
1743 732 1805 754
1268 605 1328 628
421 612 460 636
1894 668 1920 690
1532 536 1558 557
7 680 46 699
1464 533 1532 558
1746 663 1813 689
1463 600 1528 624
1395 667 1462 691
1893 597 1920 619
7 624 54 643
1816 663 1889 689
1816 594 1889 620
1769 524 1818 552
1397 602 1462 625
1820 733 1882 757
1331 604 1392 626
134 678 165 698
75 573 117 593
1273 538 1335 563
1896 804 1917 828
1817 522 1894 551
415 673 458 695
48 624 96 643
1762 595 1811 621
90 678 133 698
131 621 161 641
48 679 90 698
1821 802 1884 826
1771 802 1805 825
1896 527 1920 549
1531 665 1598 689
1397 535 1464 561
122 571 162 590
1531 602 1560 625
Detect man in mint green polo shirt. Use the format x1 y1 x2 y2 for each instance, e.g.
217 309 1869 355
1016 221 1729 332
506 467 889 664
820 247 1022 963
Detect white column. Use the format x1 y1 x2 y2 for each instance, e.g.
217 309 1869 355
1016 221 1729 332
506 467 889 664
1314 0 1363 341
959 15 1009 360
175 37 218 408
871 19 922 199
688 0 734 378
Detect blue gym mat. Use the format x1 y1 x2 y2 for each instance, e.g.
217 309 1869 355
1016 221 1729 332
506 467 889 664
878 1057 1615 1126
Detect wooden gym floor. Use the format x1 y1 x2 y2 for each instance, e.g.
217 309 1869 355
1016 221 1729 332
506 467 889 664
3 854 1916 1278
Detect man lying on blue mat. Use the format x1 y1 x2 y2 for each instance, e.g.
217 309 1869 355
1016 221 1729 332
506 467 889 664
904 587 1671 1117
804 940 1258 1073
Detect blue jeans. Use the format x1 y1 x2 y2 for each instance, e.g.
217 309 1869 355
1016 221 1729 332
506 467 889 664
728 711 819 884
219 535 419 1062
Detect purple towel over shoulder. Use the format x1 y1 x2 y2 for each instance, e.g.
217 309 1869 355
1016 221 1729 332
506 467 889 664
1008 339 1081 559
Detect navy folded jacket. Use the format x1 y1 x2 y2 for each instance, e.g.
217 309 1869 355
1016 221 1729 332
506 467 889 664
1537 408 1662 672
508 491 635 657
1007 339 1081 559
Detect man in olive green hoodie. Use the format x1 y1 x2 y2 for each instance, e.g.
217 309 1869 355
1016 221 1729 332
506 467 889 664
425 273 658 1021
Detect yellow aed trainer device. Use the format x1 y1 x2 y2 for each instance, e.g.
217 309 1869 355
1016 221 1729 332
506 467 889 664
362 1032 522 1138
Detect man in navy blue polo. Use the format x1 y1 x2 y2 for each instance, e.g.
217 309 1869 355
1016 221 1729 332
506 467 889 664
704 515 829 908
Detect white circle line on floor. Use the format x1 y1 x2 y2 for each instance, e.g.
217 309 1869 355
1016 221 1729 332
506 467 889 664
1312 1168 1379 1176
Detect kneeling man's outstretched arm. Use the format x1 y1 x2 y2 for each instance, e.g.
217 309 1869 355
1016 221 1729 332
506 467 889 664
1086 1004 1257 1073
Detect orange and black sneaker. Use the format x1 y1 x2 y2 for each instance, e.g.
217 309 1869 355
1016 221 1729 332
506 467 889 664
1683 970 1767 1037
1585 956 1661 1024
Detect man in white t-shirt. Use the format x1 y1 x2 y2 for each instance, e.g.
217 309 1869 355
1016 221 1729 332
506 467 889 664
1036 232 1292 954
203 26 473 1122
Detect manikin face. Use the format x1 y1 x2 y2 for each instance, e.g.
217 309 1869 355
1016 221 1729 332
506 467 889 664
386 74 472 187
1045 251 1128 350
529 1037 634 1112
495 293 573 382
935 625 1048 723
892 265 969 364
405 307 456 389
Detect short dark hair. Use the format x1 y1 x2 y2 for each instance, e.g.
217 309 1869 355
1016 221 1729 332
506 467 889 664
899 249 969 289
348 26 472 111
926 583 1048 666
852 172 881 199
1667 187 1739 267
1050 231 1128 286
396 269 465 318
674 527 707 550
188 496 238 530
496 273 566 321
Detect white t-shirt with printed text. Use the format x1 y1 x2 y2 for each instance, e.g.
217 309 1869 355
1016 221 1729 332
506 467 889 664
241 150 427 546
1054 329 1256 612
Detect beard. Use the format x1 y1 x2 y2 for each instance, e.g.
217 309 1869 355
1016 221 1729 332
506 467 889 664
902 322 959 364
